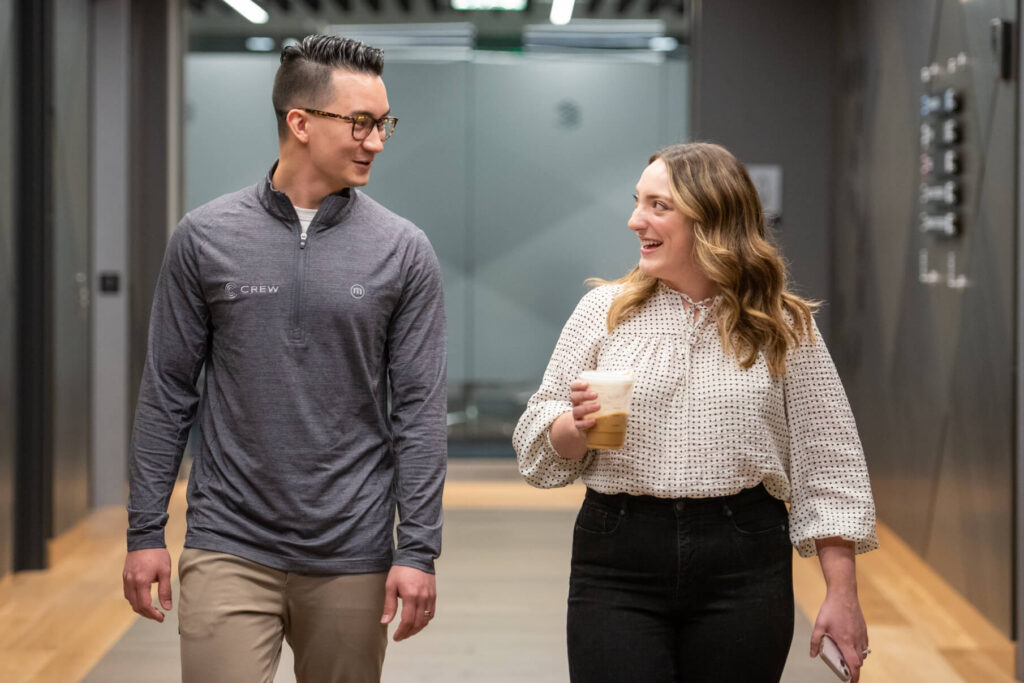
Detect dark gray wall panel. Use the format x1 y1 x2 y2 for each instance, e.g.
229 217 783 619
833 0 1016 634
131 0 182 422
14 0 54 570
0 0 15 578
52 0 92 535
691 0 837 336
1016 10 1024 671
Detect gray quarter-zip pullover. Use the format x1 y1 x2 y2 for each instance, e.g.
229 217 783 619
127 168 447 574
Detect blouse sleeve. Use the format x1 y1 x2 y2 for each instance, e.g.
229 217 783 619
784 318 879 557
513 287 611 488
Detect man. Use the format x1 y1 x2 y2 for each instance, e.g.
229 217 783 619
122 35 447 682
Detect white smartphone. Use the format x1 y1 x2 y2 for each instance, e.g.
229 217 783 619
819 634 851 681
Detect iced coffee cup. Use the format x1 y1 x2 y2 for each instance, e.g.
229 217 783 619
579 370 635 450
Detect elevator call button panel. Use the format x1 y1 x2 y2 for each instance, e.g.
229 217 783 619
918 52 968 288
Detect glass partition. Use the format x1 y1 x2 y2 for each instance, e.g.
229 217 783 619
185 46 688 457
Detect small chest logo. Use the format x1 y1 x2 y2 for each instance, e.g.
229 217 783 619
225 282 281 299
350 284 365 299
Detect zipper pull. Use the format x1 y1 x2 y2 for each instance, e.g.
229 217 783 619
300 232 307 249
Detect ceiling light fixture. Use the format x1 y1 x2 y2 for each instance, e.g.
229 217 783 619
550 0 575 25
221 0 270 24
450 0 526 10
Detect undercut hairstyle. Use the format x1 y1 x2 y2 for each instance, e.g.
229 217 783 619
272 34 384 138
589 142 817 377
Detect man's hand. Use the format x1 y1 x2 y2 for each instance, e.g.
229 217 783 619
122 548 173 622
380 565 436 641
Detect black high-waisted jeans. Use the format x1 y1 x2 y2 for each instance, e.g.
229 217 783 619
567 484 794 683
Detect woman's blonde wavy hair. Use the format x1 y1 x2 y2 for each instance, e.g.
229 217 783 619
590 142 817 377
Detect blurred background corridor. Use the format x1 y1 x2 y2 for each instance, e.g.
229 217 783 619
0 0 1022 681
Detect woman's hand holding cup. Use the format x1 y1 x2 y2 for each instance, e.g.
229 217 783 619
550 380 600 460
552 371 634 457
569 380 601 430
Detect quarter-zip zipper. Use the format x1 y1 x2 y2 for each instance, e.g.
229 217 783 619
290 222 310 341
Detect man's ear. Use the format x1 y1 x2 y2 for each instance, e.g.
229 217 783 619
285 109 311 144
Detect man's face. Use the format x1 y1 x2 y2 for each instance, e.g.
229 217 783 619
304 69 390 190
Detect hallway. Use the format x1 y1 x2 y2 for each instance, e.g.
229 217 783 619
0 459 1014 682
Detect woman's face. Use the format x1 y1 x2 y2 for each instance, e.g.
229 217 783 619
628 159 697 289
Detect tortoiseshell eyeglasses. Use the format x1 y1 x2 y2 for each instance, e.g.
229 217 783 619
301 108 398 142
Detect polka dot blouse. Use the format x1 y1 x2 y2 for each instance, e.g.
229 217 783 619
512 282 878 558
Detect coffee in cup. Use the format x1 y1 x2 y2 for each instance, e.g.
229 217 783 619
578 370 634 450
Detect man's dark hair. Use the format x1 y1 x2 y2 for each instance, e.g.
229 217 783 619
272 34 384 138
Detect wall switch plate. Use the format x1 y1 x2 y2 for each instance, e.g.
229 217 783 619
98 272 120 294
747 164 783 220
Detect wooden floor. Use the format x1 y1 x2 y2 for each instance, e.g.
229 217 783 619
0 466 1017 683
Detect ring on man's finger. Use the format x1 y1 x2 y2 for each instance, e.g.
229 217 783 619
423 609 433 617
861 648 871 658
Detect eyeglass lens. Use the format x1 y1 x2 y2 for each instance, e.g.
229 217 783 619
353 116 395 141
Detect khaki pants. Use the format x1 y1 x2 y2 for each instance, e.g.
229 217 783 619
178 548 388 683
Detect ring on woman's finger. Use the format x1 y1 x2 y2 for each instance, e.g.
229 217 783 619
861 648 871 658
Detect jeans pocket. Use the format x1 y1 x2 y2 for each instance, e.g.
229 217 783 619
724 495 788 536
574 500 623 535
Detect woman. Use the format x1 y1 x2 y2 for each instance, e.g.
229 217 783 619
513 142 876 683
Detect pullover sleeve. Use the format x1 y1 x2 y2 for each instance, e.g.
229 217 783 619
127 217 210 551
513 288 608 488
387 230 448 574
784 318 878 558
